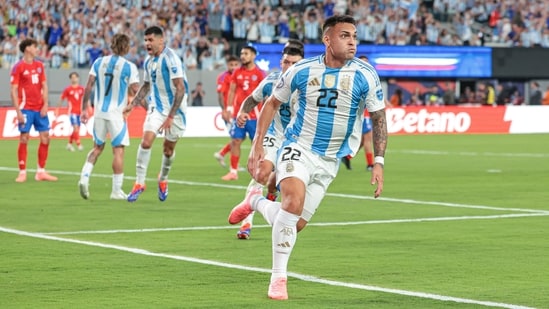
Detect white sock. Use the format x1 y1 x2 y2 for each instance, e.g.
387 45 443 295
246 178 263 194
37 168 45 173
80 161 94 184
136 145 151 185
241 212 255 228
253 198 281 226
112 173 124 192
159 152 175 181
271 209 299 282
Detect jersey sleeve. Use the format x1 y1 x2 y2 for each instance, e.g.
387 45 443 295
272 68 295 104
362 68 385 113
10 63 20 85
143 57 150 82
38 62 46 83
129 63 140 84
166 53 184 80
89 58 100 77
61 86 69 100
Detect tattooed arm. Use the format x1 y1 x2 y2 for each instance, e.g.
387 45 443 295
369 108 387 198
130 82 151 110
166 77 186 118
370 109 388 159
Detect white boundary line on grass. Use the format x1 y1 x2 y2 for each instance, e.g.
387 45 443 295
44 212 549 235
1 166 547 215
0 226 536 309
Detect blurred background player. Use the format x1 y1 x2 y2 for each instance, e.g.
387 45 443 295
126 26 189 202
213 55 240 168
10 38 57 182
221 44 266 181
341 55 375 171
233 42 304 239
78 33 140 200
57 72 85 152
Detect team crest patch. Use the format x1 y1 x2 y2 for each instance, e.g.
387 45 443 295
252 75 258 81
340 75 350 91
276 77 285 88
376 89 384 101
286 161 294 173
171 66 178 73
37 67 42 74
324 74 336 88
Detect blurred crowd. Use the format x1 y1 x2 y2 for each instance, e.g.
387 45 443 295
0 0 548 70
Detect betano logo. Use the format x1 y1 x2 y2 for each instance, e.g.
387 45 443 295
387 108 471 134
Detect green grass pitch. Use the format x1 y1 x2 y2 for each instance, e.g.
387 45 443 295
1 134 548 308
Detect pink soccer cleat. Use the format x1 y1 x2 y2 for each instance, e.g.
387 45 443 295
221 172 238 181
268 278 288 300
228 187 262 224
35 171 58 181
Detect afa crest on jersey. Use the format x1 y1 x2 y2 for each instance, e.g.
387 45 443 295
324 74 336 88
171 66 178 74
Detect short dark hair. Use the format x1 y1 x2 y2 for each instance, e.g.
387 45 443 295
283 46 304 58
69 72 79 78
19 38 38 53
144 26 164 37
226 55 239 63
322 15 356 35
241 44 257 55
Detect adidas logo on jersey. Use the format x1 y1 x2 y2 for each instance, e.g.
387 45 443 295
308 78 320 86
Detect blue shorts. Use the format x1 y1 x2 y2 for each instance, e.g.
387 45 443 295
362 117 372 134
230 119 257 140
19 110 50 133
69 114 81 126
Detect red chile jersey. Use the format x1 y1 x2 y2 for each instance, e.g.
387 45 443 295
229 65 265 119
216 70 232 109
61 85 85 115
10 60 47 111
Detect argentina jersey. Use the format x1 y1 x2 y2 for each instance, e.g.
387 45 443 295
272 55 385 158
144 47 189 117
253 71 294 138
90 55 140 120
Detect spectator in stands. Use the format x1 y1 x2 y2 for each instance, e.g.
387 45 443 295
191 82 205 107
86 41 103 67
389 89 403 107
183 48 197 70
542 85 549 105
424 86 442 106
442 82 457 105
529 82 542 105
303 9 321 43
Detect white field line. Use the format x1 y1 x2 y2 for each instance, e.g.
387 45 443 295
389 149 549 158
0 226 537 309
1 166 547 215
44 212 549 235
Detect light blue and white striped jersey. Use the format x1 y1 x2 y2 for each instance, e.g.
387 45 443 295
252 71 294 138
143 47 189 118
272 54 385 159
90 55 140 120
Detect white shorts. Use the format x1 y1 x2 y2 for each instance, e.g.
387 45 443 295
93 117 129 147
275 141 339 222
263 133 282 166
143 110 186 142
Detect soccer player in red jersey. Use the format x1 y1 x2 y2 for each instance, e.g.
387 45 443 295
10 38 57 182
213 55 240 168
57 72 85 152
221 45 266 181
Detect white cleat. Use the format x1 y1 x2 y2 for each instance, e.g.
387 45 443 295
213 152 226 167
110 190 128 200
66 144 75 152
79 182 89 199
